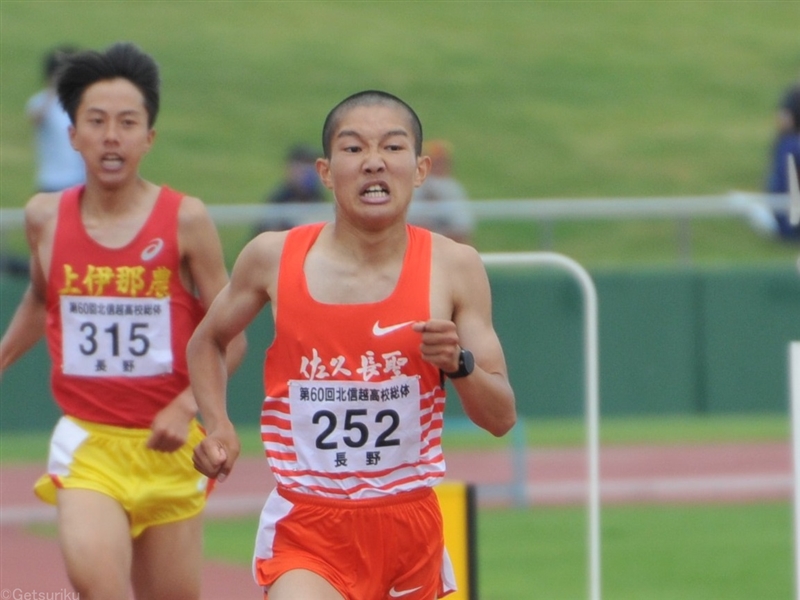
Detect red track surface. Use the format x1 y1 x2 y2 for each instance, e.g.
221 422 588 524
0 441 792 597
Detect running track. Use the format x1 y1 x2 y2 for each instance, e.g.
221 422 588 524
0 442 791 597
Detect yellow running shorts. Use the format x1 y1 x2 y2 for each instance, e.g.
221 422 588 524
35 415 211 537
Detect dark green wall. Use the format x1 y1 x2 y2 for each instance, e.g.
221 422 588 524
2 265 799 431
487 265 799 419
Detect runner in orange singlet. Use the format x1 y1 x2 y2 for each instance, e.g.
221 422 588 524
189 90 516 600
0 43 245 600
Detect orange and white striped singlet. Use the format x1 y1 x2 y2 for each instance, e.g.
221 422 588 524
261 223 447 499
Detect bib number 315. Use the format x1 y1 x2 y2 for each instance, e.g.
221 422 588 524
60 296 173 377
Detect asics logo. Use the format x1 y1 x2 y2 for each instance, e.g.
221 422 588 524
372 320 414 337
389 585 422 598
141 238 165 261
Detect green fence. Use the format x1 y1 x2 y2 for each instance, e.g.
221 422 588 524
2 265 798 431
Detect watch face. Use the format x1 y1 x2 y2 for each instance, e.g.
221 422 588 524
448 349 474 378
462 349 475 375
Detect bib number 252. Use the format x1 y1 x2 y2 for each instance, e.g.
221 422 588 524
312 408 400 450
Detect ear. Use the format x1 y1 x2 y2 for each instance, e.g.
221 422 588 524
414 155 431 188
144 128 156 152
316 157 333 190
68 124 78 150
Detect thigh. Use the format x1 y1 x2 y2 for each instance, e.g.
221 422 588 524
267 569 345 600
131 514 203 600
57 488 132 599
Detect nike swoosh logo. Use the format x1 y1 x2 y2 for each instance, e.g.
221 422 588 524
389 586 422 598
372 320 414 337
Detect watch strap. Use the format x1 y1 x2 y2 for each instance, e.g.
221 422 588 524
445 348 474 379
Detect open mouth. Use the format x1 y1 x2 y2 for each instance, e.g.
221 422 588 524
101 154 124 171
361 183 390 202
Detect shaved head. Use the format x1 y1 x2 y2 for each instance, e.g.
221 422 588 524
322 90 423 158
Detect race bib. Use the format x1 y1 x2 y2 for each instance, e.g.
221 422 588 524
59 295 173 377
288 376 423 474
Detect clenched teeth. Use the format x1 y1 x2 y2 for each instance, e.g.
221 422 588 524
363 184 388 197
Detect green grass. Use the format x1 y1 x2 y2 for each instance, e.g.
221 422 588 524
235 413 792 456
22 491 792 599
1 413 789 464
203 502 793 600
2 2 799 267
0 429 51 463
481 502 792 600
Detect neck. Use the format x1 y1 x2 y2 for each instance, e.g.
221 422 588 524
81 177 154 215
330 218 408 264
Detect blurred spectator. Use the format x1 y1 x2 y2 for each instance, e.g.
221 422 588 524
26 45 85 192
764 74 800 240
0 254 30 278
2 46 84 279
254 144 327 233
413 139 475 244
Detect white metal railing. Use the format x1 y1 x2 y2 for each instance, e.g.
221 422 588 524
791 343 800 600
0 191 788 231
1 192 788 264
482 252 601 600
471 192 789 220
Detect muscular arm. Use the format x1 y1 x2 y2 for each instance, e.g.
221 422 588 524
179 195 248 375
0 195 54 377
415 241 516 437
0 284 46 376
147 196 248 451
188 234 281 479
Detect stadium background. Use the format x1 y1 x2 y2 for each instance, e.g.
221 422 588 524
1 2 799 598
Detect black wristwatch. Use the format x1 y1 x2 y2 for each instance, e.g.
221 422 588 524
445 348 475 379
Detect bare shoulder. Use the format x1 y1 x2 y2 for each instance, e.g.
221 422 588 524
24 193 61 250
22 193 61 288
176 194 214 226
232 230 286 279
174 194 223 271
224 230 289 303
241 230 289 268
431 232 484 275
429 233 490 319
24 192 61 229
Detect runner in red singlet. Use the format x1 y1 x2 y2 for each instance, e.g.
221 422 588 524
0 43 245 600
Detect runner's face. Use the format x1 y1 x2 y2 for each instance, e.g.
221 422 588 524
317 104 429 226
69 78 155 188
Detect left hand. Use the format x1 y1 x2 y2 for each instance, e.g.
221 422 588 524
146 393 196 452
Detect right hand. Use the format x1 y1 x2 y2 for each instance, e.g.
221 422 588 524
192 422 240 482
